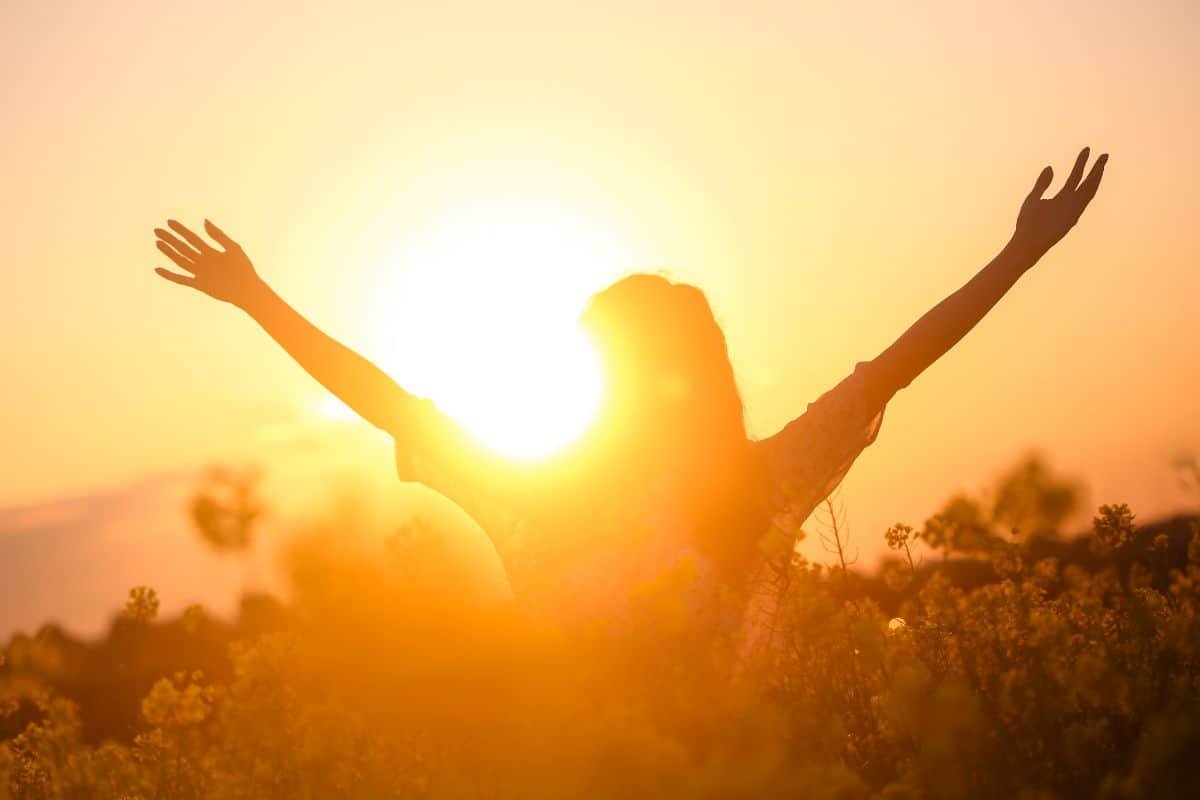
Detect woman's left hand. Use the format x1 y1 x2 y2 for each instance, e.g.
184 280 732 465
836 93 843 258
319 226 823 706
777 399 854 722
1012 147 1108 259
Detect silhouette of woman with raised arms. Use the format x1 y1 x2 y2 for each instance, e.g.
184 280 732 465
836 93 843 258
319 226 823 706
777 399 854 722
154 148 1107 654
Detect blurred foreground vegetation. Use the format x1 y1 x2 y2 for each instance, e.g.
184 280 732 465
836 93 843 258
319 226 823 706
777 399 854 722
3 458 1200 799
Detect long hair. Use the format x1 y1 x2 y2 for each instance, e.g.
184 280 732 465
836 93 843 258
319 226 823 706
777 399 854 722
578 274 765 576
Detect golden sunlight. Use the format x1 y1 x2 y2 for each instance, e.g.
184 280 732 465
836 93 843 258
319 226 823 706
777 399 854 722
362 197 633 460
318 394 358 422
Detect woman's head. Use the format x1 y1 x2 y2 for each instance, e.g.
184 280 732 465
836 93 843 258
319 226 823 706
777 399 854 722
578 274 762 565
581 274 745 452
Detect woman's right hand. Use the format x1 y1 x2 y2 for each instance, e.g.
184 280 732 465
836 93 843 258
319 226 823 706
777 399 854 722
154 220 265 310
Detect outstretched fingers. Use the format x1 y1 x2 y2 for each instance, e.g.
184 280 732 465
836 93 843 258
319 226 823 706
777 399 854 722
1056 147 1090 198
1023 165 1054 210
155 225 201 257
1076 152 1108 207
167 219 215 254
155 267 197 288
203 219 239 251
156 239 197 272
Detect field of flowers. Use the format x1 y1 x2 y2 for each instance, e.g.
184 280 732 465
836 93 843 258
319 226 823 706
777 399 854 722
3 458 1199 799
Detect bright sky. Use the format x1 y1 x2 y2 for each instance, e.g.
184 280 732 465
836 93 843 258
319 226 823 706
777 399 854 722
3 1 1198 559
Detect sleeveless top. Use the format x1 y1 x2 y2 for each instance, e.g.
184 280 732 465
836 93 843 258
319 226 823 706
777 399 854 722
394 360 888 656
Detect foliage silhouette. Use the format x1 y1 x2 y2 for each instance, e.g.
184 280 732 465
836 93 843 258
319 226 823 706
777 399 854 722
3 454 1200 798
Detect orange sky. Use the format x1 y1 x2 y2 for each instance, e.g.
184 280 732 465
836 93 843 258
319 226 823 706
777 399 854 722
2 1 1198 570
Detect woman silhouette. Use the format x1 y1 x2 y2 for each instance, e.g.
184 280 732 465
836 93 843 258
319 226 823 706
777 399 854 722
154 149 1106 652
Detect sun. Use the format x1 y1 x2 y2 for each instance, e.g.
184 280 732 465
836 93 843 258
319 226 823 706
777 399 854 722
355 197 633 461
440 321 604 461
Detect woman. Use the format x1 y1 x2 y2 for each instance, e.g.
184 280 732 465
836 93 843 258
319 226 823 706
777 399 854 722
153 149 1107 652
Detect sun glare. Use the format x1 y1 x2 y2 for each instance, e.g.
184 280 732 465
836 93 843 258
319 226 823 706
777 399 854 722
318 394 357 422
358 197 633 461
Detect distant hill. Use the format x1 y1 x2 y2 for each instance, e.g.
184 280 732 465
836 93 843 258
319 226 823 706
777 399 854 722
0 472 269 640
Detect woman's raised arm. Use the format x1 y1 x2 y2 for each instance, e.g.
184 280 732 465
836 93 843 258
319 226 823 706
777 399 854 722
863 148 1108 407
153 219 413 434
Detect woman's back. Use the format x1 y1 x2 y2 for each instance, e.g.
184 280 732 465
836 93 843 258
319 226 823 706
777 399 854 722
394 351 889 648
